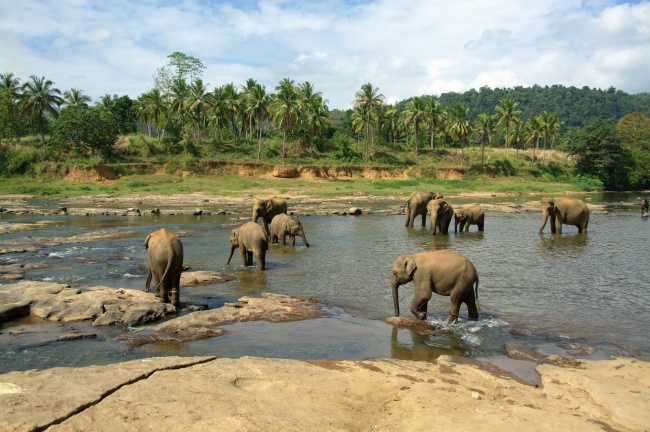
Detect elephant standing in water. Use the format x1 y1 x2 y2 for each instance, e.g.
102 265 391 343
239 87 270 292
270 214 310 247
427 198 454 235
403 190 443 227
539 197 589 234
228 222 268 270
391 250 479 324
252 197 287 236
145 228 183 307
454 206 485 233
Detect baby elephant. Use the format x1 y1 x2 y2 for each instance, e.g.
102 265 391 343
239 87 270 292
269 214 310 247
391 250 479 324
228 222 268 270
144 228 184 307
454 206 485 233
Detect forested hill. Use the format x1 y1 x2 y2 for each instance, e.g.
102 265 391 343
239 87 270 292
395 85 650 128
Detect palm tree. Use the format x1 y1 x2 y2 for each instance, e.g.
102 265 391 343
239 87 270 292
383 105 399 144
424 98 442 150
508 121 525 159
168 78 189 128
19 75 63 152
223 83 241 140
241 78 258 139
438 108 451 149
139 88 167 143
403 97 426 156
475 113 495 167
187 78 209 138
245 83 270 160
0 72 21 101
205 86 229 143
493 97 522 156
96 94 117 111
302 98 330 157
354 83 384 162
268 78 299 165
540 111 561 162
447 103 471 167
526 116 544 164
63 88 91 107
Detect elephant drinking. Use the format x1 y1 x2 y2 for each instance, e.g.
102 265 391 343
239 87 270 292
144 228 183 307
539 197 589 234
391 250 479 324
270 214 310 247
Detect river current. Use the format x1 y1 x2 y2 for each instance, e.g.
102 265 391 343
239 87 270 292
1 192 649 374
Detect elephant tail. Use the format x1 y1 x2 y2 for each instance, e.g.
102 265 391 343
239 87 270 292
157 256 173 293
474 275 480 311
402 199 410 212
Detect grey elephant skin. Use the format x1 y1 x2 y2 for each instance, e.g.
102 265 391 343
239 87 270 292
228 222 268 270
539 197 589 234
252 197 288 236
144 228 183 307
269 214 310 247
391 250 479 324
427 198 454 235
454 205 485 233
403 190 443 227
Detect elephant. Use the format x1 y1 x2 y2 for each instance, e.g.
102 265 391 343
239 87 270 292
269 213 310 247
144 228 183 307
539 197 589 234
427 198 454 235
228 221 268 270
403 190 443 227
454 206 485 233
252 196 288 236
391 250 479 324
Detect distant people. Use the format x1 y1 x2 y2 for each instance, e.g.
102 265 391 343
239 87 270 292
642 197 649 215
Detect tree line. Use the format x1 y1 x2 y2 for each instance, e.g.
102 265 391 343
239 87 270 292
1 51 649 190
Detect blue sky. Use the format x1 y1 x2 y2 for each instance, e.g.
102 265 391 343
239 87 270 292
1 0 648 109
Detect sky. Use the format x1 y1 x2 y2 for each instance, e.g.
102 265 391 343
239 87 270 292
1 0 649 110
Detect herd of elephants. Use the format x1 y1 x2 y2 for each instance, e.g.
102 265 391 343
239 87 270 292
144 191 590 325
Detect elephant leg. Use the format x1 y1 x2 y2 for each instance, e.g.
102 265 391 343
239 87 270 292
239 248 248 266
478 222 484 232
410 297 428 320
170 287 180 307
464 221 470 232
420 212 426 227
447 290 464 324
463 290 478 320
255 251 266 270
576 225 583 233
405 209 413 227
289 235 295 247
281 233 287 246
246 251 254 266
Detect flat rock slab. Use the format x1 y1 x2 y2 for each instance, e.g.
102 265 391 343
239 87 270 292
124 293 324 344
0 230 136 254
180 270 235 286
0 356 647 432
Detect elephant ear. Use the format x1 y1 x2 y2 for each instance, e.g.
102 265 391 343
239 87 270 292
144 233 152 249
265 201 273 213
404 257 417 277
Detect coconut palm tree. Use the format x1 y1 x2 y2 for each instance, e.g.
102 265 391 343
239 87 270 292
508 120 525 159
424 97 442 150
187 78 209 138
494 97 522 156
168 78 189 128
241 78 258 139
447 103 471 167
354 83 384 162
475 113 495 166
0 72 21 101
526 116 544 164
383 105 399 144
139 88 167 143
540 111 561 162
403 97 426 156
19 75 63 152
268 78 299 166
223 83 241 140
63 88 92 107
205 86 229 143
96 94 117 111
245 83 270 160
302 97 330 157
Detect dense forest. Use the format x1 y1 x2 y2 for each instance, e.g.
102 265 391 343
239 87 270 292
1 52 649 191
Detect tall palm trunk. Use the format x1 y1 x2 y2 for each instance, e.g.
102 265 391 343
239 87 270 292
39 110 46 153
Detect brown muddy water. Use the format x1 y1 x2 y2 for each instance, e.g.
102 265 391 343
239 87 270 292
1 192 649 375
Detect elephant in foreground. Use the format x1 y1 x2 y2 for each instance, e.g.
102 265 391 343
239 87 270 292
270 214 310 247
252 197 287 236
228 222 268 270
454 206 485 233
403 190 443 227
539 197 589 234
144 228 183 307
427 198 454 235
391 250 479 324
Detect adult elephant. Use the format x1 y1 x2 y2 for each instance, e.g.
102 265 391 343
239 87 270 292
252 196 288 236
228 221 268 270
270 214 310 247
391 250 479 324
403 190 443 227
539 197 589 234
454 205 485 233
427 198 454 235
144 228 183 307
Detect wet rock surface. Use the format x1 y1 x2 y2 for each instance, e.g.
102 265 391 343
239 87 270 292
1 355 647 432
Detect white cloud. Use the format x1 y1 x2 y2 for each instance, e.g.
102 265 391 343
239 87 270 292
0 0 648 109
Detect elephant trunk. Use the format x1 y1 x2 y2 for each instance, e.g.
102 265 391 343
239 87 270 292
392 283 400 317
430 214 438 235
539 210 549 235
300 230 309 247
227 246 236 264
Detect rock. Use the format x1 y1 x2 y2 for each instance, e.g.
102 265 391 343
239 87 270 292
0 302 31 322
180 270 235 286
348 207 362 215
123 293 324 345
273 165 298 178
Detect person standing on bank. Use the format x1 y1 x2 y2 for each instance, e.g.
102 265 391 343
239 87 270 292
642 197 649 215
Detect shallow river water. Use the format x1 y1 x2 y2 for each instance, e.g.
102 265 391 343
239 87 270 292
1 192 649 374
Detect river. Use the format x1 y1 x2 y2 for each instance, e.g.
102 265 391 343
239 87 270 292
1 192 649 375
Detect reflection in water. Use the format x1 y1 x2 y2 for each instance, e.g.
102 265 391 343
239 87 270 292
538 233 589 252
390 327 465 360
